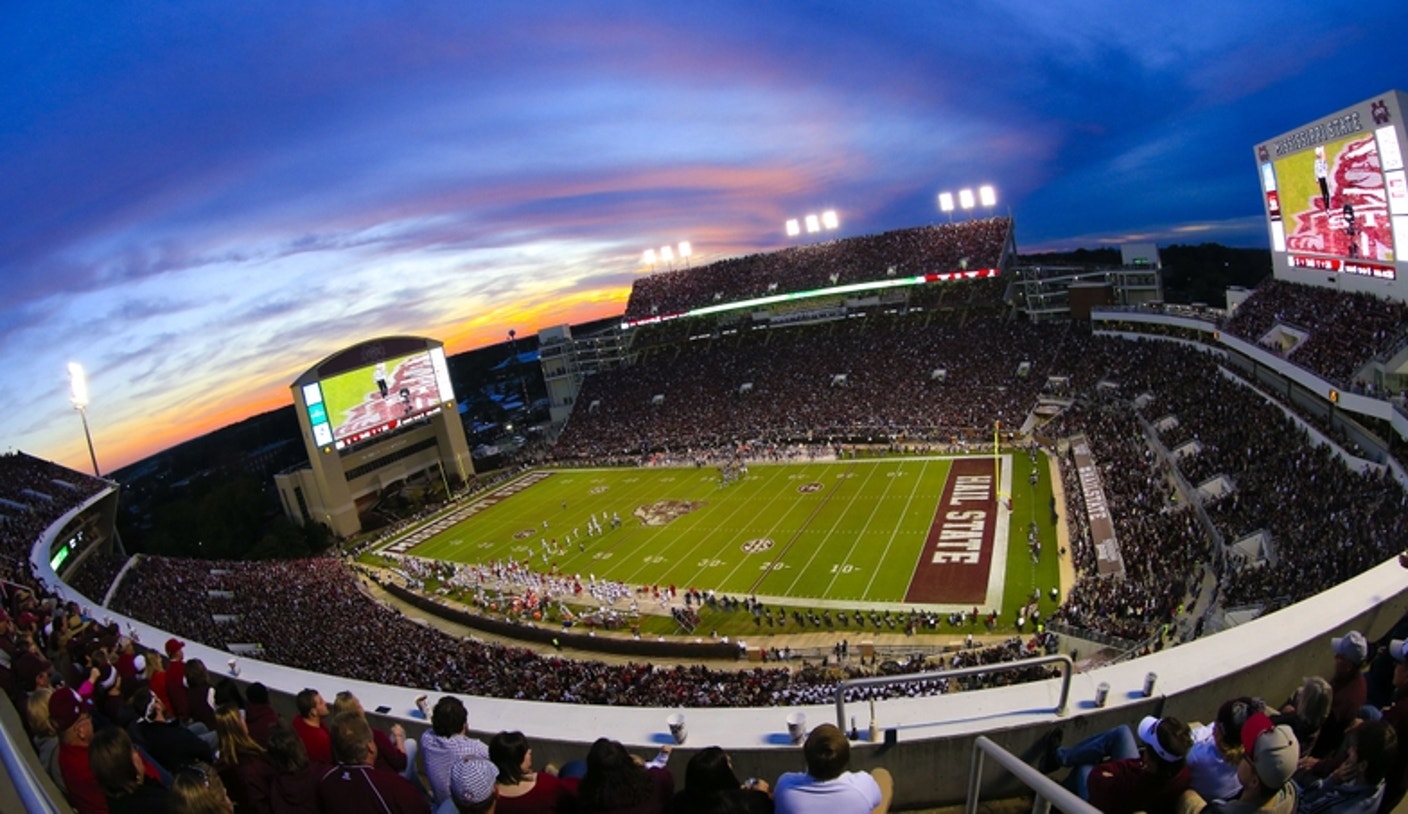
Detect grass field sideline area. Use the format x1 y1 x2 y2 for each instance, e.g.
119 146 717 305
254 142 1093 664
365 451 1063 639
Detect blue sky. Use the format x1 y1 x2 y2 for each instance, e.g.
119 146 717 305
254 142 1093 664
3 1 1406 471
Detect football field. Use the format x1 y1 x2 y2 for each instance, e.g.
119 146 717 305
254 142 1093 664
392 452 1059 617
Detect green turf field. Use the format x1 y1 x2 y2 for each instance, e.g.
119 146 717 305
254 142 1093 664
399 452 1060 621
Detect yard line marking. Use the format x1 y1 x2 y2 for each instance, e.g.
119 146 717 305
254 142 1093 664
746 462 856 595
858 459 935 598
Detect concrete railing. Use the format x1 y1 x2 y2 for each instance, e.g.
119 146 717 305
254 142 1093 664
832 654 1074 731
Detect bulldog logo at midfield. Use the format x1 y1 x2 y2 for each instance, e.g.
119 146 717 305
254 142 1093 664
633 500 704 526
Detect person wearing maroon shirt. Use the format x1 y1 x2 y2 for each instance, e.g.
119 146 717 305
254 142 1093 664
1045 715 1193 814
244 682 282 748
317 710 429 814
51 686 109 814
1319 632 1369 759
164 638 189 721
292 688 333 764
265 720 324 814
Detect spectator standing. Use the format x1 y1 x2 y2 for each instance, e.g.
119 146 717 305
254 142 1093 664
164 639 189 722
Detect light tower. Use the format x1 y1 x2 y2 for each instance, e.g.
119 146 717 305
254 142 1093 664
67 362 101 477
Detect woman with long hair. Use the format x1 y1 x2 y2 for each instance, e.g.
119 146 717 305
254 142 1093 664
671 747 773 814
213 703 274 814
171 761 236 814
184 659 218 732
263 719 321 814
88 725 170 814
488 730 579 814
577 738 672 814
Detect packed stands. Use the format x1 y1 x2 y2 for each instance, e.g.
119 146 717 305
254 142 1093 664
1222 279 1408 389
624 218 1011 319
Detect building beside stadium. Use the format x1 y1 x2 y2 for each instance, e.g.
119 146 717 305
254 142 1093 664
274 335 473 537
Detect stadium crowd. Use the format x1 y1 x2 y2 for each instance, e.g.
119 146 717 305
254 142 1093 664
624 217 1010 318
1223 279 1408 391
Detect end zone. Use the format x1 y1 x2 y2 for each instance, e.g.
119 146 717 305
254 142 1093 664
903 456 1009 608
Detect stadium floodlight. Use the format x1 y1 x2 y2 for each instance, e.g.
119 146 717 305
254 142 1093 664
979 185 997 207
660 245 675 264
821 210 839 230
959 188 976 210
938 192 955 213
805 214 821 234
678 241 692 267
67 362 100 477
642 248 657 268
785 218 801 237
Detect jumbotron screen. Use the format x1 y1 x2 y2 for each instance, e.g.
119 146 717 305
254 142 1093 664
302 347 455 451
1254 90 1408 293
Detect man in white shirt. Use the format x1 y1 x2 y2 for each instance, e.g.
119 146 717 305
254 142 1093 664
774 723 892 814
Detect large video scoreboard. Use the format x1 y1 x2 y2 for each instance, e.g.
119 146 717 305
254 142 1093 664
1254 90 1408 298
296 337 456 453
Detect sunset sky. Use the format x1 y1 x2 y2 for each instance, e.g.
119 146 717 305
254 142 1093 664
4 1 1407 473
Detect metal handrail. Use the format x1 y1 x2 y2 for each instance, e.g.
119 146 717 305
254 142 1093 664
0 704 63 814
832 654 1074 730
966 735 1098 814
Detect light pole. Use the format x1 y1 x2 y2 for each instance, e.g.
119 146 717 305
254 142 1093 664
938 185 998 222
67 362 100 477
642 241 693 271
785 210 839 239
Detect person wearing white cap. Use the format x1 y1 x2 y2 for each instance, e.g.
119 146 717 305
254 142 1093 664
1198 711 1298 814
1041 715 1193 814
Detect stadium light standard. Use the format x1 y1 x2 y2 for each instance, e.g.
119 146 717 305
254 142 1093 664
642 241 692 271
67 362 101 477
784 210 839 239
937 185 998 222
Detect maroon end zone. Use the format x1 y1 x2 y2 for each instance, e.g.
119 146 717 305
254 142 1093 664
904 458 998 604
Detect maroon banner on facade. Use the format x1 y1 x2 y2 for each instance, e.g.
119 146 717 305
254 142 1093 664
1070 436 1125 577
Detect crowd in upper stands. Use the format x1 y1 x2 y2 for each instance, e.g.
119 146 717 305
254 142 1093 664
1222 279 1408 391
624 217 1010 318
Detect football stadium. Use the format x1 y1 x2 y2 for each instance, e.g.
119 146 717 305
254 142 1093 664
8 90 1408 813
